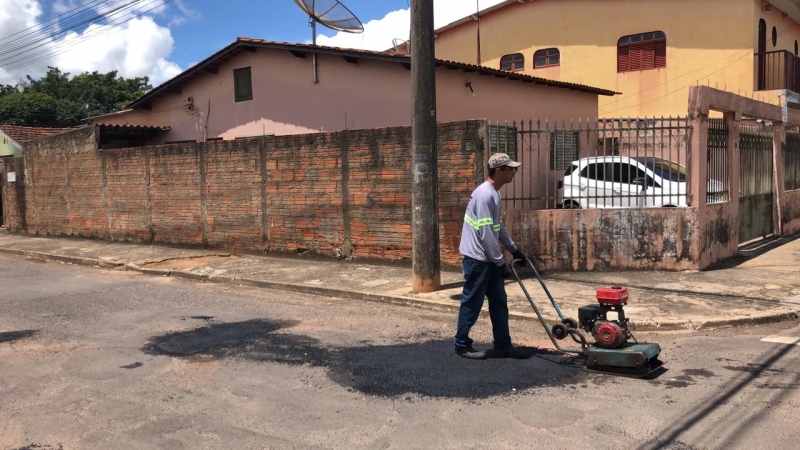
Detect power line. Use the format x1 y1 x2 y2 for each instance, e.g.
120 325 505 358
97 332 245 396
0 0 147 64
600 51 756 116
602 22 800 109
1 0 176 73
0 0 112 44
0 0 135 56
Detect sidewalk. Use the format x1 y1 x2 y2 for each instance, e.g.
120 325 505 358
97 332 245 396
1 229 799 331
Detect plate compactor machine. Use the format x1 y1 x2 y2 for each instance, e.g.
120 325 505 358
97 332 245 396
511 258 663 378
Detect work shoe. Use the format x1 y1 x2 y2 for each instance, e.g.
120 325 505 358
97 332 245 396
486 345 532 359
454 346 487 360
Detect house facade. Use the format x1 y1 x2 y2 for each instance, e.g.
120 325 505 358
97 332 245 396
88 38 615 144
0 125 74 157
433 0 800 117
0 128 20 158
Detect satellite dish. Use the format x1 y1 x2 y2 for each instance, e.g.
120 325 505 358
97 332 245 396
292 0 364 83
293 0 364 36
392 38 409 55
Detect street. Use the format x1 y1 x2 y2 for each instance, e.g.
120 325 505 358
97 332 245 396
1 253 799 450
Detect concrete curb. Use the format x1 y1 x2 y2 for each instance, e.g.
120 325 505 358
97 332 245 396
543 275 789 303
0 248 124 269
122 264 800 332
3 248 798 332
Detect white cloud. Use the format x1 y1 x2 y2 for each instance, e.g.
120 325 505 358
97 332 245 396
0 0 184 86
314 0 507 51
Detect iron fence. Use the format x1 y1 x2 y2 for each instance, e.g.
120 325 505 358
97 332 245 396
706 118 730 204
492 117 691 210
738 122 774 198
786 132 800 191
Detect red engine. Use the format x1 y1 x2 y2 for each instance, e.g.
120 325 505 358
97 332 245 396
577 286 631 349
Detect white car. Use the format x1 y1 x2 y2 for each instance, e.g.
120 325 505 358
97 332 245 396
556 156 725 208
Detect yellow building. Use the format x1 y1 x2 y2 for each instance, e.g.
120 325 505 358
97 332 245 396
433 0 800 117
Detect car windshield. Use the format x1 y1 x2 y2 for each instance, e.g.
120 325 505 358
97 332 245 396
631 157 687 182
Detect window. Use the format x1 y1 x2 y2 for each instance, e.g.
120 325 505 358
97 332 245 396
500 53 525 72
580 163 607 181
610 162 659 188
534 48 560 68
618 31 666 72
234 67 253 102
772 26 778 47
795 40 798 56
550 130 579 170
489 124 517 160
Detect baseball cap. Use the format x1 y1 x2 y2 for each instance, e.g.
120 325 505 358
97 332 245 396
488 153 522 169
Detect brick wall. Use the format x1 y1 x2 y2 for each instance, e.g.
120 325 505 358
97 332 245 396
1 122 486 264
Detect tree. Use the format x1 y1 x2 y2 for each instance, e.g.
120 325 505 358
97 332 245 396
0 84 18 98
0 67 153 126
0 93 59 125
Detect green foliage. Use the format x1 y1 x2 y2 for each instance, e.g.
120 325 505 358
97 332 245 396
0 93 59 125
1 67 152 126
0 84 18 98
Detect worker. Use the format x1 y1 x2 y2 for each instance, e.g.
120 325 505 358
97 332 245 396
454 152 527 360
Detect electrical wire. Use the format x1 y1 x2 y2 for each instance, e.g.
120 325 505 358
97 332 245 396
0 0 112 44
599 22 800 115
0 0 155 65
0 0 140 58
1 0 177 73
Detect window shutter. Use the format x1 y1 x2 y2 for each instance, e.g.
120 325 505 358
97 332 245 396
234 67 253 102
642 42 655 70
618 46 630 72
629 45 643 71
618 32 666 72
655 40 667 68
489 125 517 160
549 131 579 170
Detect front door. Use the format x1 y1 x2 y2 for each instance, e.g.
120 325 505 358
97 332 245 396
738 126 774 243
758 19 767 90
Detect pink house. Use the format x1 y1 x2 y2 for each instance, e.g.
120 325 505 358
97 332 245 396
89 38 616 144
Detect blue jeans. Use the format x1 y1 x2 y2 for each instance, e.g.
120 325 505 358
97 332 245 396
453 256 512 351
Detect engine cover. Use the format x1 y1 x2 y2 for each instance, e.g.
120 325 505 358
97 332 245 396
578 305 605 332
592 321 628 349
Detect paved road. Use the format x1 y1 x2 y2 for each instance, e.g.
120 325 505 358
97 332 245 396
1 253 799 450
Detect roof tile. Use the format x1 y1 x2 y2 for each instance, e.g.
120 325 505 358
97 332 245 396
0 125 74 143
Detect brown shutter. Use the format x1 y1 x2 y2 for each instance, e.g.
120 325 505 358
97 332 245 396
629 45 643 71
618 46 630 72
655 40 667 68
641 42 655 70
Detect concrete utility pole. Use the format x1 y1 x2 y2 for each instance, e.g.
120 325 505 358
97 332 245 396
410 0 440 293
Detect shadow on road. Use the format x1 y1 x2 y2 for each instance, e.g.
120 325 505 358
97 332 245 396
0 329 38 344
639 342 799 450
142 319 595 399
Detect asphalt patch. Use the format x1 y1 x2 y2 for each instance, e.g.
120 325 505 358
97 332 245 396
142 319 589 399
142 319 328 366
329 341 585 398
0 329 38 344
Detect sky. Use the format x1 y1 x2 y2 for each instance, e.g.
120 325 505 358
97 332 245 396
0 0 507 87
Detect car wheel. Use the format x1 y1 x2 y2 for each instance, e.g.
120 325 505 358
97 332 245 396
562 200 581 209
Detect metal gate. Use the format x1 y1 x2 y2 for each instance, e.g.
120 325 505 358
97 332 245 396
738 124 774 243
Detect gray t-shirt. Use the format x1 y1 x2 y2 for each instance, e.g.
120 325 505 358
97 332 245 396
459 181 518 266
